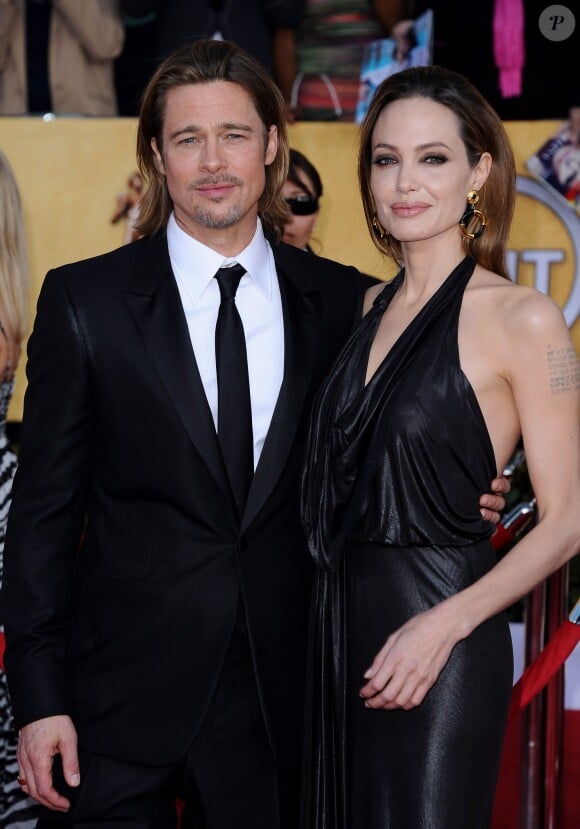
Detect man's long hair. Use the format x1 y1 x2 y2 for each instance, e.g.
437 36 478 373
136 39 290 242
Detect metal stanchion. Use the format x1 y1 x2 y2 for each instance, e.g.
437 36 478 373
520 581 546 829
543 563 569 829
518 563 570 829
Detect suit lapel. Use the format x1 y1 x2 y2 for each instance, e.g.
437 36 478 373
241 262 319 533
124 234 231 496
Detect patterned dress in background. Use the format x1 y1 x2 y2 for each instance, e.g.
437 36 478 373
293 0 388 120
0 346 39 827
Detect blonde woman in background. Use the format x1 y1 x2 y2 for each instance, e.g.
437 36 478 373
0 149 36 829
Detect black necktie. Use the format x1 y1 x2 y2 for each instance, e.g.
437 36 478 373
214 264 254 516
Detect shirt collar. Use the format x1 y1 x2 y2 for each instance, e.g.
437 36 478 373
166 213 273 305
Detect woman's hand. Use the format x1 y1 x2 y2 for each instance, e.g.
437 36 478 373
359 603 461 710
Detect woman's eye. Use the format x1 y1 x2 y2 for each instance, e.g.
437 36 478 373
423 154 447 164
372 155 397 166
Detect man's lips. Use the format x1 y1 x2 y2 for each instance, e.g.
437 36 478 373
197 183 237 199
391 202 430 217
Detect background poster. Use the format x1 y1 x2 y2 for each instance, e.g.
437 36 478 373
526 124 580 216
355 9 433 124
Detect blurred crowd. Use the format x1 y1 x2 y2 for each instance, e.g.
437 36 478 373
0 0 576 122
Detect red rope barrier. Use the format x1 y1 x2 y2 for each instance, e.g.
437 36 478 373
508 603 580 721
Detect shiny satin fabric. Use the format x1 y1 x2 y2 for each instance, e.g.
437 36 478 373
347 539 512 828
300 257 513 828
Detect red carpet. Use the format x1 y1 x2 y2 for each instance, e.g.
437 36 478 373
492 710 580 828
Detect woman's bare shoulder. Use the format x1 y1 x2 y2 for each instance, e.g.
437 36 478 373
469 265 567 337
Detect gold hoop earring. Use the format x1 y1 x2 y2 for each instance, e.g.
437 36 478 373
372 214 387 240
459 190 487 239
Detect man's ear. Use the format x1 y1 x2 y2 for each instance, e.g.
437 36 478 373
265 125 278 166
151 138 165 175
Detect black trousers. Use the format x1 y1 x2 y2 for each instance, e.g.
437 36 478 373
38 625 299 829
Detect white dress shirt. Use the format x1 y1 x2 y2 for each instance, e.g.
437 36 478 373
167 214 285 469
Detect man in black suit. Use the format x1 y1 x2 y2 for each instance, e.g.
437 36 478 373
1 39 507 829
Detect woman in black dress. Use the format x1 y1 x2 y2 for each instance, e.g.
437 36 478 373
301 66 580 828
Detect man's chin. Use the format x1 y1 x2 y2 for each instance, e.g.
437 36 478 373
195 207 242 230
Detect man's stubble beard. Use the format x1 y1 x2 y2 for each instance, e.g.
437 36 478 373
195 191 242 230
194 201 243 230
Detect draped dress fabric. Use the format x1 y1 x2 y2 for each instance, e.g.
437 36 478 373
301 257 513 828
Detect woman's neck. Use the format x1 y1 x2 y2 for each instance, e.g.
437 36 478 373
399 233 467 303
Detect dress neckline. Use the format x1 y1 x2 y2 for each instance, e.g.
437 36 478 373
363 256 475 390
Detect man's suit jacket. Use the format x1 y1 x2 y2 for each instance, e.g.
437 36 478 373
1 232 362 772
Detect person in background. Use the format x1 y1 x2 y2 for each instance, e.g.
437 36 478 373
1 39 507 829
0 0 125 115
278 0 404 122
410 0 576 121
282 148 323 252
117 0 306 113
115 2 159 116
300 64 580 828
111 170 144 243
0 149 37 829
283 147 380 292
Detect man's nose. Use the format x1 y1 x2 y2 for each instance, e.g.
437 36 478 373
200 137 226 172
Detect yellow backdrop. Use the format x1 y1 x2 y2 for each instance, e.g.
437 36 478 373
1 117 579 420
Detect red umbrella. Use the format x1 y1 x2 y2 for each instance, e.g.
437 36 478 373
508 598 580 720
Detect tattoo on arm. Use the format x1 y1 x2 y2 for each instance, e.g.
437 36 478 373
547 346 580 394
